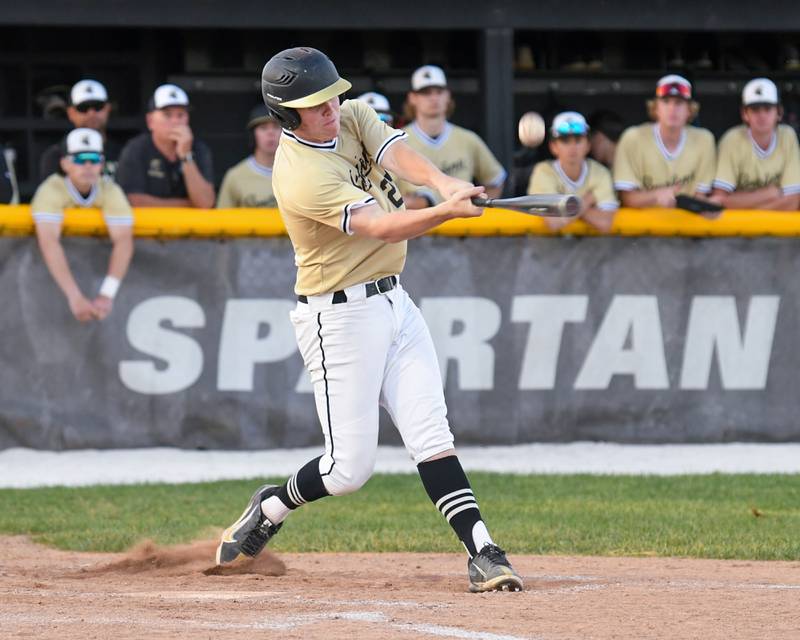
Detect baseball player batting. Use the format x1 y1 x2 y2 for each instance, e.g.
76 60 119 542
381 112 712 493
215 46 523 593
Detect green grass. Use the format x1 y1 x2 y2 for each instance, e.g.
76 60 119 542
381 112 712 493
1 474 799 560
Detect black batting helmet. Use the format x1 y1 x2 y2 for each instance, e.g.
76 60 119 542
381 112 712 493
261 47 351 130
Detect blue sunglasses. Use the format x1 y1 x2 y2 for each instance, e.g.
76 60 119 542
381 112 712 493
554 121 588 137
71 152 104 165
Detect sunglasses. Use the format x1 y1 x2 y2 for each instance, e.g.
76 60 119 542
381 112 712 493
554 121 588 137
656 83 691 99
75 101 107 113
71 152 104 165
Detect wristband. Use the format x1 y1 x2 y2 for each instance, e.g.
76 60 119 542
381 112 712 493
180 151 195 164
99 275 121 300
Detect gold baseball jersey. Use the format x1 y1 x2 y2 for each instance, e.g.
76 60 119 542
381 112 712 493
528 159 619 211
217 156 277 208
613 123 716 195
398 121 506 204
31 174 133 226
713 124 800 196
272 99 409 296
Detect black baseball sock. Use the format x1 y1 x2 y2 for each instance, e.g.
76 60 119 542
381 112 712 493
261 456 330 524
417 455 494 557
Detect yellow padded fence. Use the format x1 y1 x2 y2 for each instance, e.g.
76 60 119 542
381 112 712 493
2 205 800 237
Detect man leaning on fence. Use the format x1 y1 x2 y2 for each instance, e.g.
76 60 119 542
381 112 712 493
32 129 134 322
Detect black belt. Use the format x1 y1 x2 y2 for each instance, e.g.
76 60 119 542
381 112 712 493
298 275 397 304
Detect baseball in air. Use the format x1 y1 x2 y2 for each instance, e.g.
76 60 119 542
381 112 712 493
518 111 545 148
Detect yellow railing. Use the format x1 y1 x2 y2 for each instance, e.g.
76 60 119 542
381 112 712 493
2 205 800 237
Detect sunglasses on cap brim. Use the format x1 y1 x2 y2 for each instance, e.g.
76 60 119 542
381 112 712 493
75 101 107 113
553 121 588 137
656 83 691 99
71 152 104 165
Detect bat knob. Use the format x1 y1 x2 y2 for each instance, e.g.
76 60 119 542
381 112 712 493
562 195 581 217
471 197 490 207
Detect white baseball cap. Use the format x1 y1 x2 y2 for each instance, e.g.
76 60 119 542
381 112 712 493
356 91 394 123
357 92 391 113
70 80 108 106
743 78 779 106
65 128 104 155
411 65 447 91
551 111 589 137
149 83 190 111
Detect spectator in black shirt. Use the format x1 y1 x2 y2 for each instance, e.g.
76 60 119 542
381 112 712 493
116 84 215 208
39 80 119 183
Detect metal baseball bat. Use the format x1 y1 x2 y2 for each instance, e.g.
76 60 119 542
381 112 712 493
471 194 581 217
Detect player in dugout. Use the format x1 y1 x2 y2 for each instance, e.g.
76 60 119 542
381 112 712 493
38 80 120 184
711 78 800 210
613 75 716 210
528 111 618 233
31 129 134 322
398 65 506 209
217 105 280 208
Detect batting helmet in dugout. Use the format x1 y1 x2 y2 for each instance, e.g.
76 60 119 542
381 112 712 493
261 47 352 130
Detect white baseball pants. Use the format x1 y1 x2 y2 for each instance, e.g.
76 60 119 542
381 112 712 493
290 280 454 496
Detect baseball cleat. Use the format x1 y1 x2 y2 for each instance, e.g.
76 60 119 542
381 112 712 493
467 544 524 593
216 484 283 565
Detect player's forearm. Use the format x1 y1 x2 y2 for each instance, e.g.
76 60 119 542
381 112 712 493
758 193 800 211
36 232 82 301
352 205 452 243
127 193 192 207
107 232 134 281
619 190 663 208
581 207 616 233
382 142 445 192
182 163 216 209
718 186 780 210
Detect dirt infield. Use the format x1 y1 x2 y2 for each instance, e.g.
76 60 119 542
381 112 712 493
1 536 799 640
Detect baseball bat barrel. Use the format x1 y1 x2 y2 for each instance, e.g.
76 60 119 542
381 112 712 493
471 194 581 217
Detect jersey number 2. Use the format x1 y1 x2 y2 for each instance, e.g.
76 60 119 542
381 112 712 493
380 171 404 209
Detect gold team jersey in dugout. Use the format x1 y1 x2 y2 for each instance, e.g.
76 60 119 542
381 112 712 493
398 121 506 204
613 123 716 195
272 99 409 296
528 158 619 211
713 124 800 196
31 174 134 226
217 156 277 208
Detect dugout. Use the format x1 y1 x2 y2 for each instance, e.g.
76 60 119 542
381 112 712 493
2 0 800 201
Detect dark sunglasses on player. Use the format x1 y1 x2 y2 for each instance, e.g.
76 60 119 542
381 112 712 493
71 152 104 165
75 101 107 113
553 121 588 137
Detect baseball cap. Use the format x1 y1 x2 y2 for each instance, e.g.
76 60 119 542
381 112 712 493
655 74 692 100
70 79 108 106
148 83 190 111
356 92 394 122
63 128 104 155
551 111 589 138
411 65 447 92
247 104 279 129
743 78 779 106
